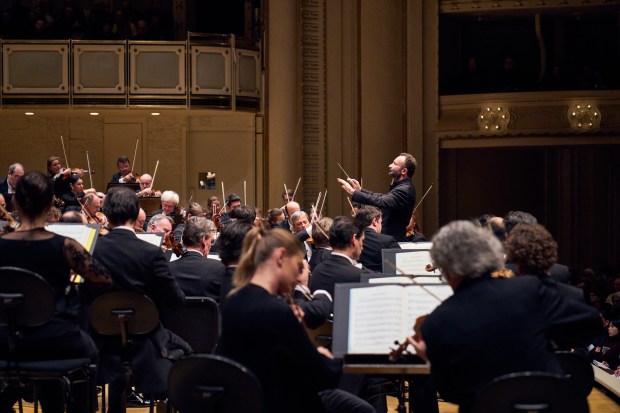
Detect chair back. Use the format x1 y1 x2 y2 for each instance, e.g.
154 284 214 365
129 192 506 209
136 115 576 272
89 291 159 338
168 354 262 413
473 371 589 413
160 296 219 353
0 267 55 328
555 351 594 397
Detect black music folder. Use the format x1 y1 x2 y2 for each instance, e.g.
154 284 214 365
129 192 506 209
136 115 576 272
106 182 140 193
332 283 452 359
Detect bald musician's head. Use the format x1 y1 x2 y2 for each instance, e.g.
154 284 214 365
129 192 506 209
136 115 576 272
134 208 146 231
283 201 300 218
139 174 153 190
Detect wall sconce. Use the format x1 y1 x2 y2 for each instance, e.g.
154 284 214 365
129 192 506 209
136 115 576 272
568 103 600 130
477 106 510 134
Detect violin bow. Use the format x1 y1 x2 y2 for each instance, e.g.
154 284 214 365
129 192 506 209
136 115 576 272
243 180 247 206
291 177 301 202
383 259 443 303
60 134 70 170
318 189 327 218
86 151 93 189
150 160 160 191
412 183 434 214
131 138 139 175
347 197 355 216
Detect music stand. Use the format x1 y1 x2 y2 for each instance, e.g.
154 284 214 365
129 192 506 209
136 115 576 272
105 182 140 193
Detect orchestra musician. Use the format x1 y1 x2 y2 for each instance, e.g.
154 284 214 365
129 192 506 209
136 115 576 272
168 216 224 301
309 216 368 297
152 190 180 216
218 227 374 413
294 259 333 329
60 175 95 211
221 193 241 224
136 173 161 197
109 155 135 183
406 221 602 413
0 171 112 413
134 208 147 232
338 153 417 242
282 188 294 204
173 201 206 240
81 193 101 219
355 206 400 272
83 187 188 413
309 217 333 271
0 163 24 196
60 210 88 224
206 196 221 219
0 194 7 223
47 156 75 198
218 220 255 308
147 213 173 235
278 201 301 232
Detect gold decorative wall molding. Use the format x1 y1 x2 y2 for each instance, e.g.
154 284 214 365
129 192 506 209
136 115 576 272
437 91 620 139
440 0 620 14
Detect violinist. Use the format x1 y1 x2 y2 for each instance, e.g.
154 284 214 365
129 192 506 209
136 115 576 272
136 174 161 197
173 202 206 241
152 190 179 216
220 193 241 224
168 217 224 301
206 196 221 219
356 206 400 272
60 175 95 211
0 194 9 231
47 156 76 198
405 221 602 413
110 155 135 183
218 227 374 413
0 163 24 198
134 208 147 232
81 193 109 230
278 201 301 232
60 210 88 224
147 214 173 235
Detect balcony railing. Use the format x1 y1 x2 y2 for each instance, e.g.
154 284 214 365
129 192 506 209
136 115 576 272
0 33 261 111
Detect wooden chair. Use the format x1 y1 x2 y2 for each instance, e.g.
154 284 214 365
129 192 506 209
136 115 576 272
168 354 262 413
0 266 97 413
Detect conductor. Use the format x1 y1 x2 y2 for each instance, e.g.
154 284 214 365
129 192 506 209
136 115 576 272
338 153 416 241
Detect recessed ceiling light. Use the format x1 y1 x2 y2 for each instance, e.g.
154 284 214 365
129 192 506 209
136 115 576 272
151 112 160 116
25 112 34 116
89 112 99 116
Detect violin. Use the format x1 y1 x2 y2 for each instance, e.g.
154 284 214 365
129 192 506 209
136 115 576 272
163 231 183 257
53 196 65 208
60 168 95 180
0 203 18 234
388 315 427 362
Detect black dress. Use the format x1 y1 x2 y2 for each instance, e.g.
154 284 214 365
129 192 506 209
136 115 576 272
0 229 111 413
219 283 341 413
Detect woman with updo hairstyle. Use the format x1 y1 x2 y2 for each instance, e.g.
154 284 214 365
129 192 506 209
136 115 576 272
219 227 374 413
0 172 111 413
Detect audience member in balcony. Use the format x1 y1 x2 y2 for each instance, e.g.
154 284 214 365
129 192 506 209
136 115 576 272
459 57 487 94
30 17 52 39
120 0 141 26
495 56 523 92
71 22 85 40
541 64 569 91
86 0 112 39
57 3 84 39
0 10 18 38
588 319 620 370
133 19 153 40
33 0 54 28
146 0 173 40
112 8 136 39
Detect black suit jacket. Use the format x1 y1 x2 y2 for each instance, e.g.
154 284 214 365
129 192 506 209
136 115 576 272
294 288 332 329
309 254 364 297
88 229 185 309
110 172 122 183
506 262 572 285
352 179 416 242
309 248 331 272
169 250 225 301
219 266 237 309
421 275 601 412
359 227 400 272
86 228 186 393
0 178 9 196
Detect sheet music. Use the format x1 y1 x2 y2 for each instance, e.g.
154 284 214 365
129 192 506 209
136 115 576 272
135 232 164 247
394 250 438 276
405 286 449 332
368 276 413 284
348 285 406 354
45 223 98 253
398 242 433 250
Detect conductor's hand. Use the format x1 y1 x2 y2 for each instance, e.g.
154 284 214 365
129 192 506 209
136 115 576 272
347 178 361 191
338 178 355 195
317 346 334 360
407 336 428 362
